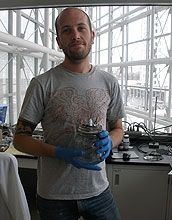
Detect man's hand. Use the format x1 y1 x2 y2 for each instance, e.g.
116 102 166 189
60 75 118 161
95 130 113 161
54 146 102 171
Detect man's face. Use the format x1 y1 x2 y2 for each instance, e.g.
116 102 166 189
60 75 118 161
56 8 95 62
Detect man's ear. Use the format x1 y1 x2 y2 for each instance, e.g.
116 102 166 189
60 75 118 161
56 36 62 49
91 31 95 44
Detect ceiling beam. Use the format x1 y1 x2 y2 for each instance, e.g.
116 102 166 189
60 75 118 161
0 0 172 10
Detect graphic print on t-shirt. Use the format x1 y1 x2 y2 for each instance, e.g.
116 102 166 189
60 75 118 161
44 87 110 143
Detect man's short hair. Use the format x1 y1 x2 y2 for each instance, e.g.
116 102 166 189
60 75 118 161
55 7 92 36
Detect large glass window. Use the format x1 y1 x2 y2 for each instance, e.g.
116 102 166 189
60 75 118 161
0 6 171 132
0 11 8 33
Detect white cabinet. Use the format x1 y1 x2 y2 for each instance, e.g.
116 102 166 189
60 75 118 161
106 163 170 220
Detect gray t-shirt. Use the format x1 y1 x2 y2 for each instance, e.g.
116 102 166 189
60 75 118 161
20 64 125 200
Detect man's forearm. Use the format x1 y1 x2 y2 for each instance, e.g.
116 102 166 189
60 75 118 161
107 118 124 148
13 134 56 157
13 117 56 157
109 128 124 148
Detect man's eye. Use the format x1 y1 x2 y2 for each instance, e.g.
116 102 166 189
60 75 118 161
62 29 70 34
78 27 85 31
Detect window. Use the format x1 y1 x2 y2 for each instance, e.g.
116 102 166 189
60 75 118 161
0 6 171 132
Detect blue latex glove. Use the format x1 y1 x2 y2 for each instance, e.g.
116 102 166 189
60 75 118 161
54 146 102 171
95 130 113 161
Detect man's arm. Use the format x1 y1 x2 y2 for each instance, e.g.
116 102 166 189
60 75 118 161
106 118 124 148
13 117 102 170
95 118 124 161
13 117 56 157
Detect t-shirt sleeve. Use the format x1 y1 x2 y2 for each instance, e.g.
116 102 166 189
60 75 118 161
19 78 45 124
107 78 125 121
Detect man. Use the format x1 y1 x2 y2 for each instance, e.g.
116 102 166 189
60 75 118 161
13 7 125 220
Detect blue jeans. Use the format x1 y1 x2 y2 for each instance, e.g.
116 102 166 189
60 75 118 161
37 187 120 220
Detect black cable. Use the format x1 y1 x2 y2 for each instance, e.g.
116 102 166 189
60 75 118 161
150 124 172 133
122 120 172 143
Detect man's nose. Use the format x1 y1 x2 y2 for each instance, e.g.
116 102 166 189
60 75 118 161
71 29 80 40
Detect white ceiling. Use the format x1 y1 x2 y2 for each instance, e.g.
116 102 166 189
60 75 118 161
0 0 172 10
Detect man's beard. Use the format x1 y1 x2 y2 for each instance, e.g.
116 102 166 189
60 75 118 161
61 41 92 62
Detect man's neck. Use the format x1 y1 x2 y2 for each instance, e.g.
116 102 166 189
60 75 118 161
61 59 92 74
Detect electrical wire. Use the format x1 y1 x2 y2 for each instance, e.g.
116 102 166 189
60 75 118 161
123 120 172 139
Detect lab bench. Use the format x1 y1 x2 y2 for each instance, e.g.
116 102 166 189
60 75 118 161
7 144 172 220
106 145 172 220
